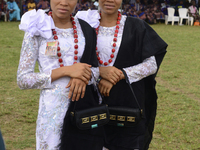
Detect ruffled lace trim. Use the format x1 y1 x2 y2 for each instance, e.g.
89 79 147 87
75 9 100 28
19 9 55 39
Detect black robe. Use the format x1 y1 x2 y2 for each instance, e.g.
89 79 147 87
60 19 104 150
103 17 167 150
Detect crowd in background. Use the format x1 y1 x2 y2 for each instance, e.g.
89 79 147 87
0 0 50 21
0 0 200 24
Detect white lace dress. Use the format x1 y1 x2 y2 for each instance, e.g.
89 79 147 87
17 10 99 150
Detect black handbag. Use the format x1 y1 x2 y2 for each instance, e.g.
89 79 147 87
70 73 110 130
107 69 143 127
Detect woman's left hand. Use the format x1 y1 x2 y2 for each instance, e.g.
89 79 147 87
98 79 114 97
66 78 87 101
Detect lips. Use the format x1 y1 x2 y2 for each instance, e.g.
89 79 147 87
58 8 68 13
104 4 115 9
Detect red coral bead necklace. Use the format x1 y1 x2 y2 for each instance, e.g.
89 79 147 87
95 11 121 66
48 11 78 67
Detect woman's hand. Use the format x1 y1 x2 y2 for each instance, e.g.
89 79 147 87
66 78 87 101
99 66 122 85
68 63 92 84
98 79 114 97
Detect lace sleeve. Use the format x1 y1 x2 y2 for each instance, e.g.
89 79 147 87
88 67 99 85
123 56 157 84
17 32 52 89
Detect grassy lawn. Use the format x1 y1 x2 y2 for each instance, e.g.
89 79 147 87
0 22 200 150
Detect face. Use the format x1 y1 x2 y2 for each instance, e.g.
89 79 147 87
99 0 122 15
51 0 77 19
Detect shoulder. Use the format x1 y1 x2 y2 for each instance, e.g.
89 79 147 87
77 18 96 38
78 18 93 30
75 9 100 28
126 16 147 29
19 9 55 39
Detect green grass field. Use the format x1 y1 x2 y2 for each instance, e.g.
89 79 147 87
0 22 200 150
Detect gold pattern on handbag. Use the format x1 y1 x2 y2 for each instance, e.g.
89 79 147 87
110 115 116 120
91 115 98 122
127 116 135 122
99 113 107 120
117 116 125 121
82 117 90 124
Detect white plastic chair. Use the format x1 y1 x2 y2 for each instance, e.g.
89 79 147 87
165 7 179 25
178 8 193 26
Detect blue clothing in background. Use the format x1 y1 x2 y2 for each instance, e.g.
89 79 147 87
7 1 20 21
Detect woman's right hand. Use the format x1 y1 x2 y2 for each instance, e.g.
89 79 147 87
66 78 87 101
99 66 122 85
68 63 91 84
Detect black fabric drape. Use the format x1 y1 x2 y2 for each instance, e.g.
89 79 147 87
59 19 104 150
103 17 167 150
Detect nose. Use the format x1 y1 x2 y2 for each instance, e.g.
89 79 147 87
60 0 69 6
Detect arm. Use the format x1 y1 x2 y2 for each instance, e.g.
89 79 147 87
17 32 92 89
123 56 157 84
98 56 157 96
51 63 91 83
7 2 10 10
17 32 52 89
37 2 41 8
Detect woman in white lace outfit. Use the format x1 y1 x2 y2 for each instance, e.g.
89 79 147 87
75 0 168 149
17 0 102 149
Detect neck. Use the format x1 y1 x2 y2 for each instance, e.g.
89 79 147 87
52 13 72 29
100 11 119 27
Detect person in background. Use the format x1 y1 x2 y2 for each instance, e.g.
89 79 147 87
143 0 157 24
188 0 200 21
161 0 170 15
175 0 184 16
22 0 27 14
152 0 164 21
134 0 147 20
34 0 40 4
0 0 7 20
7 0 20 21
37 0 49 11
27 0 36 11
